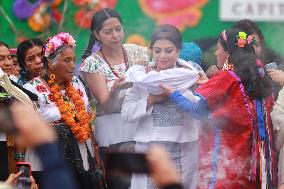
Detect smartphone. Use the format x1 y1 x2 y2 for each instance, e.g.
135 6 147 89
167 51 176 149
0 106 16 134
105 152 149 174
16 162 32 189
265 62 278 70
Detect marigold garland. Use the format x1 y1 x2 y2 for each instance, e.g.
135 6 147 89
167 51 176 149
48 74 91 142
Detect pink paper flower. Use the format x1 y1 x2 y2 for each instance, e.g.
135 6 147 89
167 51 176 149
247 35 254 45
44 32 76 57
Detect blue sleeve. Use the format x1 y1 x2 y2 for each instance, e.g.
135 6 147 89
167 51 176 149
169 90 209 119
35 143 79 189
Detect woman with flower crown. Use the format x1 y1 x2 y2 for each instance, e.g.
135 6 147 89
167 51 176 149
159 28 277 188
23 32 99 189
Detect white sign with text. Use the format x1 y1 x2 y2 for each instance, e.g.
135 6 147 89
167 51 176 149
220 0 284 21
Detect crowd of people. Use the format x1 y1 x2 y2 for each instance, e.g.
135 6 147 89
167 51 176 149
0 7 284 189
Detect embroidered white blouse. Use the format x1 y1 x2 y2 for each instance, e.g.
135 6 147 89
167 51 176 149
23 76 93 171
121 60 200 143
24 76 90 123
80 44 149 91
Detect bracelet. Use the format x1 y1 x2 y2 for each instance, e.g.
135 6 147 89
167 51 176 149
14 152 25 161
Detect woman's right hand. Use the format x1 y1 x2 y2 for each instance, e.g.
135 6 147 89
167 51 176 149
5 171 22 185
197 72 209 84
205 65 220 78
5 172 38 189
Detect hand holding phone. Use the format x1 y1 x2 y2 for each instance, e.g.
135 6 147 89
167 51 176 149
4 171 22 185
265 62 278 70
267 69 284 85
105 147 181 188
16 162 32 188
105 152 149 175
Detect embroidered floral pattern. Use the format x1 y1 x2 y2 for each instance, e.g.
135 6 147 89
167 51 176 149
35 84 48 93
80 53 127 84
25 76 89 112
80 44 149 90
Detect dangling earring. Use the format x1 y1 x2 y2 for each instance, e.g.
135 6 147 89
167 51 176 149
222 57 234 71
148 49 155 68
48 74 56 85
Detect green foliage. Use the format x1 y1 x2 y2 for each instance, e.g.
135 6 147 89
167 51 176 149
0 92 10 99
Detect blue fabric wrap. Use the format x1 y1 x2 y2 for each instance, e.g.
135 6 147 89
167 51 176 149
256 98 266 140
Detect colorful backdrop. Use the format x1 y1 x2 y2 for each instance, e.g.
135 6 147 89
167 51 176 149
1 0 284 61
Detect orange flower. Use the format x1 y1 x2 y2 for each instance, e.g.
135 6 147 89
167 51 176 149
50 74 56 80
237 38 246 48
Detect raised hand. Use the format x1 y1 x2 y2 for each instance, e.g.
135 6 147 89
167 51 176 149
267 69 284 85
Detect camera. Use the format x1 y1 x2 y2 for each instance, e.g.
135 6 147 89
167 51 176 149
16 162 32 189
105 152 149 175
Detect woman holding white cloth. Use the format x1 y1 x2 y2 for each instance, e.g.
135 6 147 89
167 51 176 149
79 9 149 152
122 24 206 189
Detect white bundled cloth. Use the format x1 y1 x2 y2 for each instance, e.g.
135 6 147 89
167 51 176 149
125 59 200 95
